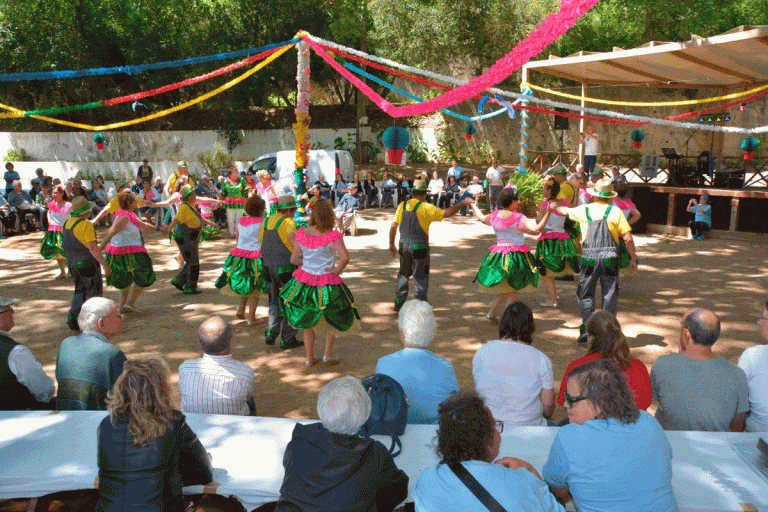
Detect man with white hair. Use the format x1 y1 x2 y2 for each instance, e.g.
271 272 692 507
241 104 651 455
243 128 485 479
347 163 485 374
0 297 55 410
178 316 255 416
55 297 126 410
277 376 408 511
7 180 40 232
376 300 459 424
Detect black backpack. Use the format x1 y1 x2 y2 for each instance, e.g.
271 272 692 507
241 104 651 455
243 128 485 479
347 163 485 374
358 373 408 457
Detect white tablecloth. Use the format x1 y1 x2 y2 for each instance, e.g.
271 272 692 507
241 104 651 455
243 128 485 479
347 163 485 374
1 411 767 511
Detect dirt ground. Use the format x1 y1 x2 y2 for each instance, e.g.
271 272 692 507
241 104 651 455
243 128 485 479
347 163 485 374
1 208 767 423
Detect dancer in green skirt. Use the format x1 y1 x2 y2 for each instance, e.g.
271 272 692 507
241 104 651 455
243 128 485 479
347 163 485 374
99 190 159 313
280 199 358 367
40 184 71 278
536 178 580 308
215 195 267 326
469 187 554 323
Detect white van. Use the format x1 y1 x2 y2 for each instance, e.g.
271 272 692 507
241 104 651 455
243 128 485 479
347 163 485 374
246 150 354 197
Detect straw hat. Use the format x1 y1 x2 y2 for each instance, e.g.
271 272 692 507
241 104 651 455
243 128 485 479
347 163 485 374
71 196 92 216
180 184 195 199
412 179 427 191
177 160 188 169
587 177 617 199
276 195 297 210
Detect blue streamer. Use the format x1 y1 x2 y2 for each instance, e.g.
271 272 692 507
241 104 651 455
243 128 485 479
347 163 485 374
0 38 300 82
343 61 509 122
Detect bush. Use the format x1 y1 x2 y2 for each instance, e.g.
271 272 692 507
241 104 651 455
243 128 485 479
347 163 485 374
198 144 231 176
3 147 33 161
507 169 544 218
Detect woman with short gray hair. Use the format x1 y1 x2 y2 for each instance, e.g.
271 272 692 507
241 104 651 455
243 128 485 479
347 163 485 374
276 376 408 512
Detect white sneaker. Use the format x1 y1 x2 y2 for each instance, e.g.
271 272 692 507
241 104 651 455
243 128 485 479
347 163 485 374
540 300 559 308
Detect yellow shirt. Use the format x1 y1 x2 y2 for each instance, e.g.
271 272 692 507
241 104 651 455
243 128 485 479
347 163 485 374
63 217 96 245
174 203 202 229
566 203 631 243
106 196 144 214
167 172 195 196
556 181 576 204
259 213 296 252
394 199 445 235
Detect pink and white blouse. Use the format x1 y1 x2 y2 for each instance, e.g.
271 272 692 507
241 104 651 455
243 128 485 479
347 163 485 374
489 211 529 253
538 200 570 241
256 181 279 205
293 228 343 286
47 200 72 232
229 217 264 258
613 197 635 220
105 210 146 255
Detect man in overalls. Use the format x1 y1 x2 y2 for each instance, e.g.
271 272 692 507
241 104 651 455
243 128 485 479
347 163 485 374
62 197 111 331
556 177 637 344
388 180 471 312
260 196 301 349
166 185 203 294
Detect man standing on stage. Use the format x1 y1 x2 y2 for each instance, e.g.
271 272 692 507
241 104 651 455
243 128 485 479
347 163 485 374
579 125 599 177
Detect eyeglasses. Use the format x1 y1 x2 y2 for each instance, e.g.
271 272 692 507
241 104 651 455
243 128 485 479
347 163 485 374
564 390 589 408
494 420 504 433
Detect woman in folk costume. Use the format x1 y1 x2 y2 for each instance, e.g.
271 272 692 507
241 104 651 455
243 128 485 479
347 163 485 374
469 186 554 323
536 178 580 308
99 190 159 313
280 199 359 367
40 184 71 278
219 166 251 237
215 195 268 326
255 170 279 217
613 181 641 271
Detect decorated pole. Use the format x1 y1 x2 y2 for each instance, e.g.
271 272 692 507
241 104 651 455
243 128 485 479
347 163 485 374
518 70 530 174
293 35 311 225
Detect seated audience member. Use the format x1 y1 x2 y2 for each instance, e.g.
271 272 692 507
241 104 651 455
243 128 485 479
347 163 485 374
72 179 89 198
651 308 748 431
458 175 485 215
137 179 160 223
7 180 41 232
738 301 768 432
97 356 213 512
380 171 396 207
335 183 361 233
35 182 52 229
426 170 444 205
29 178 42 201
0 297 55 410
446 158 465 184
543 359 676 511
395 173 410 205
314 173 332 200
376 300 459 424
0 192 18 235
414 391 564 512
438 175 460 208
56 297 127 410
362 171 378 207
332 174 348 205
276 376 408 512
178 316 255 416
473 302 555 426
558 310 651 410
687 193 711 240
87 178 108 218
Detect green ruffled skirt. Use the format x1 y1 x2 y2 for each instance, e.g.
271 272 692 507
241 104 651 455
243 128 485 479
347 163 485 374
215 255 267 296
40 230 66 259
536 238 580 276
280 278 359 332
618 238 637 270
200 224 221 242
475 251 539 292
105 252 157 289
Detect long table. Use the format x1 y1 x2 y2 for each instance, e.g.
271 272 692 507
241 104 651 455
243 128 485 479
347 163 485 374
1 411 767 511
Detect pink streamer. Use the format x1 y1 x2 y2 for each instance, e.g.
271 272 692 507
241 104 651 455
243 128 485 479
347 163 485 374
304 0 600 118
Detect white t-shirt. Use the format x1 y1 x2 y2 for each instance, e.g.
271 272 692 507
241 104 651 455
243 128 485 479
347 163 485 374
486 166 504 186
473 339 554 426
583 134 598 156
737 345 768 432
427 178 444 195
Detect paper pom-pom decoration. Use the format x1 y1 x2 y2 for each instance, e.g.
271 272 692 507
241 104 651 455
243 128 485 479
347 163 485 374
739 103 749 113
630 129 645 149
383 126 410 165
741 137 760 160
93 133 106 150
465 124 477 140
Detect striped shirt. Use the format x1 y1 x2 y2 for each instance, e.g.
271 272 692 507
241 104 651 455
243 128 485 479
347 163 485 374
178 354 254 416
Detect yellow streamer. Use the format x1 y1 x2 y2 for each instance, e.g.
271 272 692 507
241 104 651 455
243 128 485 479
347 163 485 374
524 82 768 107
0 44 295 131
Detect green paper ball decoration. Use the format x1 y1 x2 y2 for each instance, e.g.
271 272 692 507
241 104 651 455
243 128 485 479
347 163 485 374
465 124 477 135
630 129 645 142
741 137 760 151
92 133 105 144
382 126 410 150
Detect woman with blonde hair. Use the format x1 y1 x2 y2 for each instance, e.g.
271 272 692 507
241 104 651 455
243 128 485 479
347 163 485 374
255 169 279 216
280 198 358 366
97 356 212 512
557 310 651 410
40 184 71 278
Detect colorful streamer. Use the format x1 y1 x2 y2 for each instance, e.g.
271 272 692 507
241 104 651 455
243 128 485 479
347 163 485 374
0 39 300 82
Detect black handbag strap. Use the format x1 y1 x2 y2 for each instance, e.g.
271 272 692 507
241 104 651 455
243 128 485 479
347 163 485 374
448 462 507 512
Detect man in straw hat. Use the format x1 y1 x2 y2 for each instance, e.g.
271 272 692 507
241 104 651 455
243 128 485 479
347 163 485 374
91 177 151 226
166 184 203 294
556 177 637 344
259 195 301 348
389 179 473 312
166 160 195 199
62 196 111 331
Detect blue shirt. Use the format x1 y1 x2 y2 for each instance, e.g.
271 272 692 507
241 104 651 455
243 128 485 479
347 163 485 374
694 203 712 227
336 192 361 212
375 348 459 424
415 460 564 512
542 411 676 512
4 170 20 193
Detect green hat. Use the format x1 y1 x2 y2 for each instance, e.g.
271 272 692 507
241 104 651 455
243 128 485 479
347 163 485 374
180 184 195 199
177 160 188 168
552 167 568 175
276 195 297 210
592 169 604 176
412 179 428 191
587 177 617 199
71 196 91 216
116 177 128 189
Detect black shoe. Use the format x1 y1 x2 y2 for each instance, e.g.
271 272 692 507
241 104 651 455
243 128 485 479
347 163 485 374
393 302 403 313
265 336 276 346
577 332 589 345
555 275 575 281
280 337 303 350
